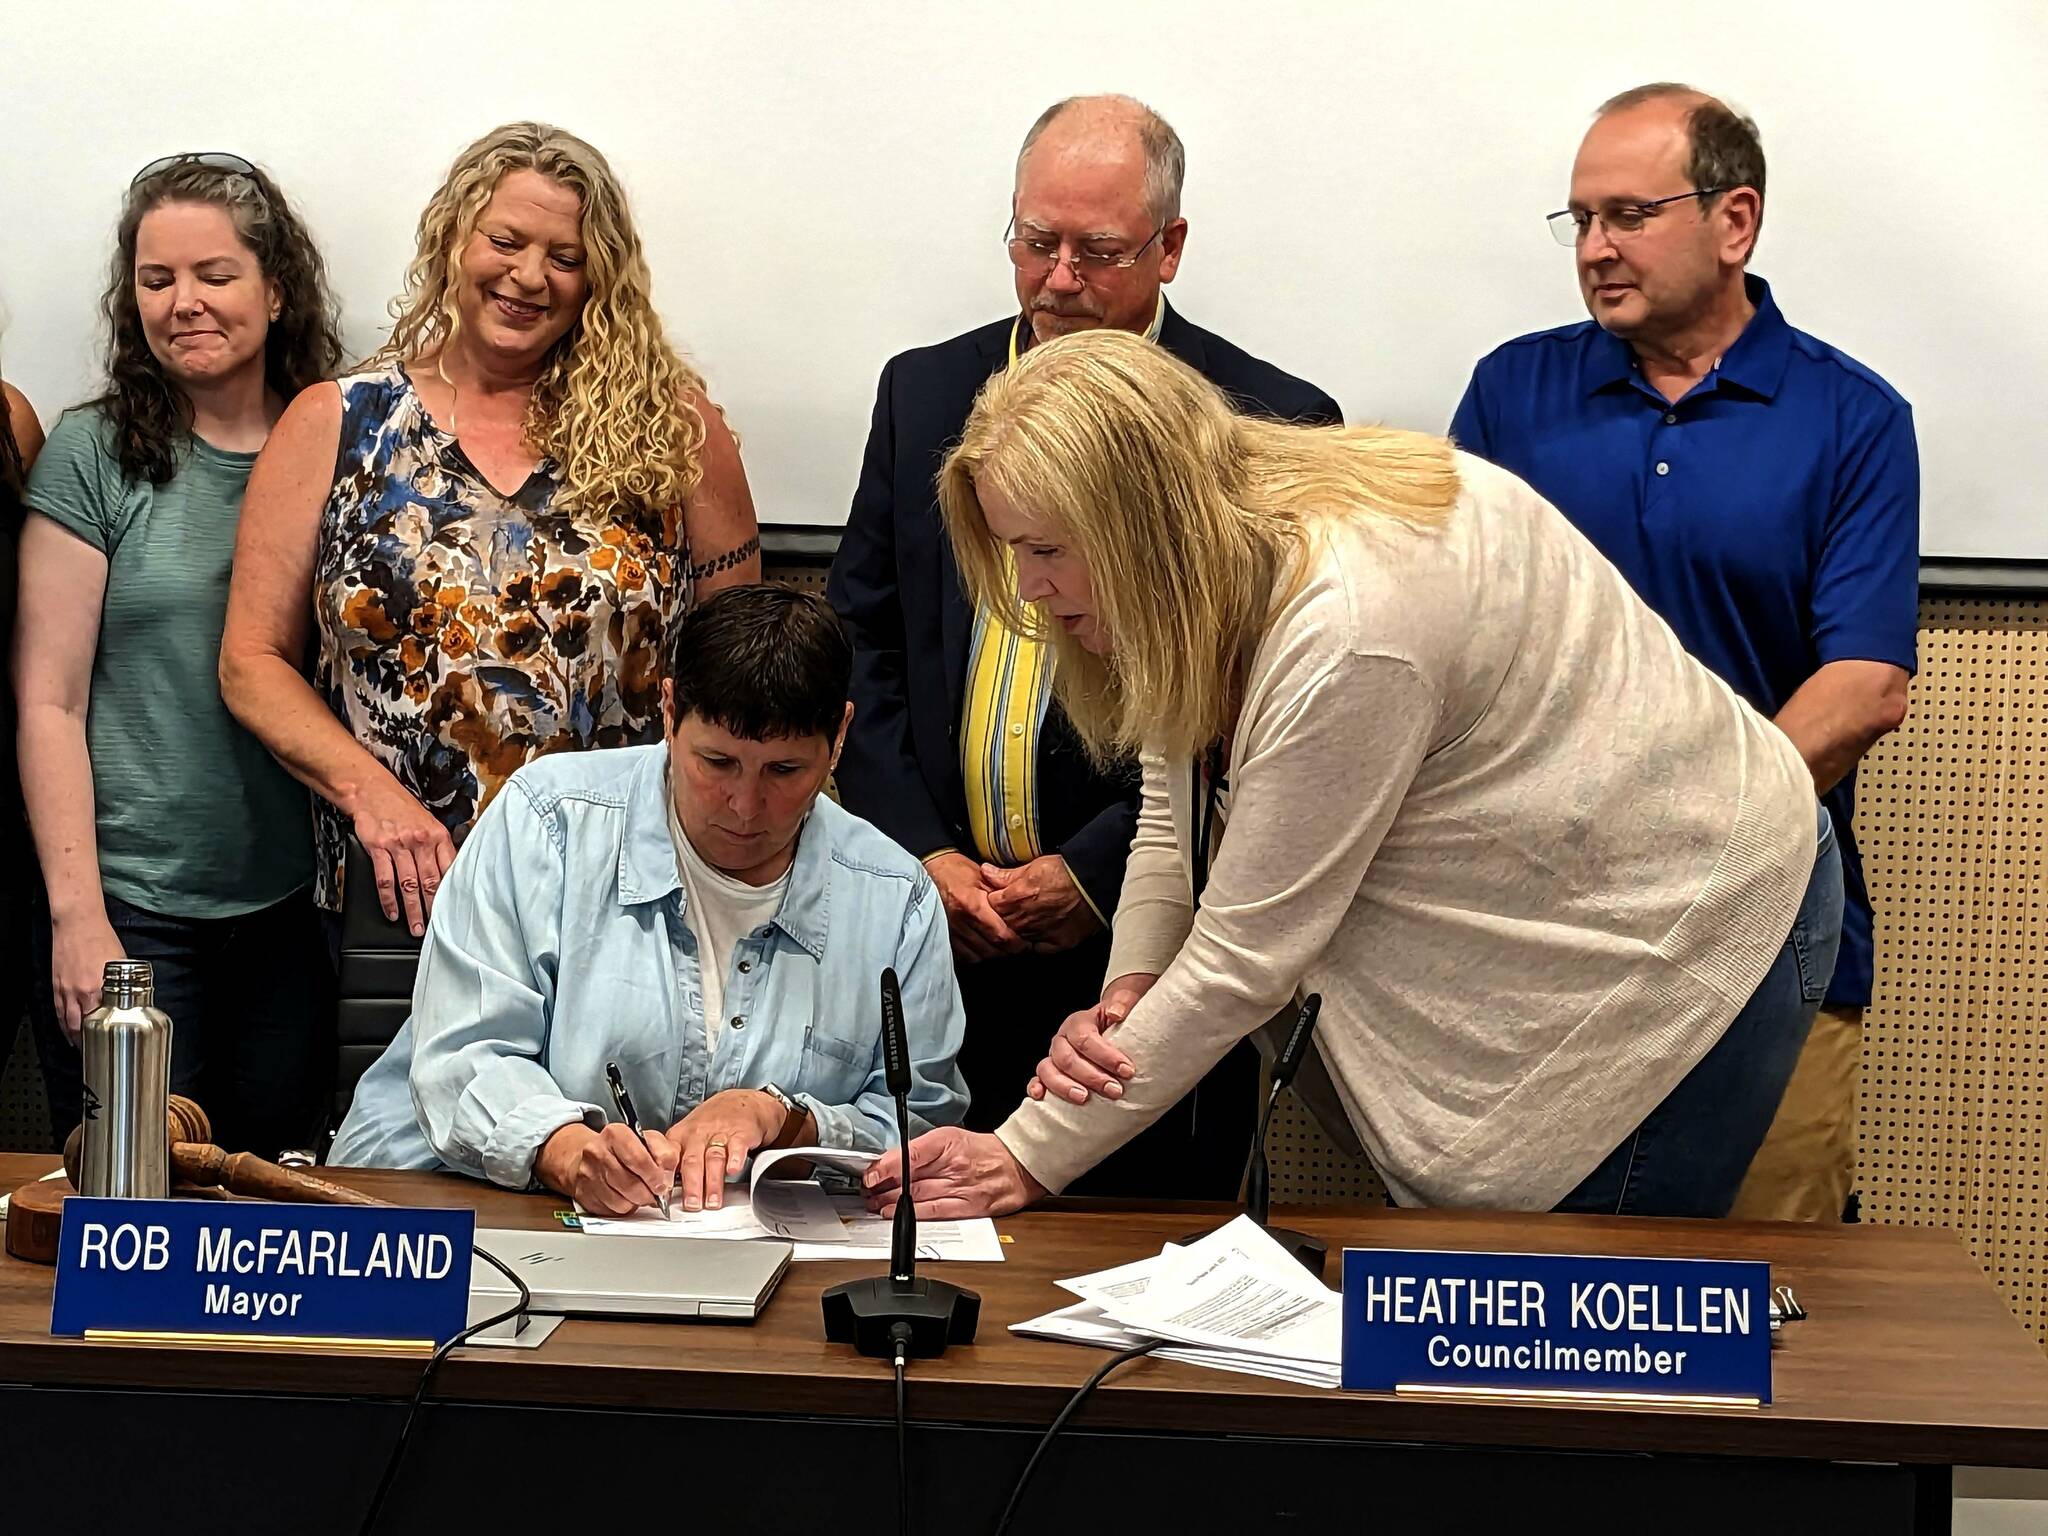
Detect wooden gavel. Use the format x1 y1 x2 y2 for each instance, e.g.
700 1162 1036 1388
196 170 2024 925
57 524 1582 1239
58 1094 387 1208
7 1096 388 1265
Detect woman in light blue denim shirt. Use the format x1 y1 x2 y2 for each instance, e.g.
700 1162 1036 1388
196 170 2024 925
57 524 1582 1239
330 588 969 1215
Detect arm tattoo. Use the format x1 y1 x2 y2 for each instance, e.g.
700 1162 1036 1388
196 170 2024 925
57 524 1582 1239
686 534 760 583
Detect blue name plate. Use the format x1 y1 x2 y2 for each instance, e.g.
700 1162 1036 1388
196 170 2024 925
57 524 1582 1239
1342 1247 1771 1403
51 1197 476 1347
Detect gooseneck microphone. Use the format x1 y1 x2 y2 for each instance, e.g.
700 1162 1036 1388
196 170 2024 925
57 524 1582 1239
1247 994 1329 1278
1185 993 1330 1279
820 969 981 1358
882 969 920 1284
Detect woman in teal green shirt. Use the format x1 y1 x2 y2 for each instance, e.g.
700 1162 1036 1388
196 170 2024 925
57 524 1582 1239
16 154 344 1157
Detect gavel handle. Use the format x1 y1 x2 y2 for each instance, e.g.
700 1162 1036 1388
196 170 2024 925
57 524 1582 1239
62 1126 390 1206
172 1143 389 1206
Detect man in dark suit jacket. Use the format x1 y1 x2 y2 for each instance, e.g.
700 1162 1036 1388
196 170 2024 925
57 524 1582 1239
827 95 1339 1198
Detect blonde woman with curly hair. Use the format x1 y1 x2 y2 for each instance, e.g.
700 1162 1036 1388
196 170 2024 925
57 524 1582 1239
224 123 760 939
865 328 1843 1221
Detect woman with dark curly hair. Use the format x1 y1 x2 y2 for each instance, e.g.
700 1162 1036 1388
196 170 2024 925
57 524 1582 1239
221 122 762 943
16 154 344 1156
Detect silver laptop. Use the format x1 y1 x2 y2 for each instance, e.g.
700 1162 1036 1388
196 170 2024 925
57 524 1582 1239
469 1228 792 1322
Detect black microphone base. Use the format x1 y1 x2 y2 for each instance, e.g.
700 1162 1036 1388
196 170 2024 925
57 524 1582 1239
1178 1222 1329 1283
821 1274 981 1359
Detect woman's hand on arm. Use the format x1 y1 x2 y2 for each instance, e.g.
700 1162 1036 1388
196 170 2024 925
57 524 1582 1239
220 384 455 932
1023 755 1185 1104
14 516 119 1040
680 391 762 598
998 651 1437 1197
1026 971 1157 1104
860 1126 1046 1220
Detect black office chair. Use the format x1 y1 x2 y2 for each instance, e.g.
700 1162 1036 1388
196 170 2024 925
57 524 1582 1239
332 835 424 1133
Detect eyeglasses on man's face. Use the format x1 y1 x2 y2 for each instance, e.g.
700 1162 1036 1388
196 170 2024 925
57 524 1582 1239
1546 187 1727 247
1005 216 1166 277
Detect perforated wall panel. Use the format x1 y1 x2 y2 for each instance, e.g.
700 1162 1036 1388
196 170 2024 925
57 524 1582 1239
0 1019 51 1153
1858 596 2048 1340
772 564 830 598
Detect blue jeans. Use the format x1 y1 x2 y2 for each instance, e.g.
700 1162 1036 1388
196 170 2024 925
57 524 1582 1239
1555 805 1844 1218
32 889 336 1159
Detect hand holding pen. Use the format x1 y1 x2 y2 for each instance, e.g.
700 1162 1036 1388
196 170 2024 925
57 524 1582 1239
531 1110 679 1218
603 1061 678 1218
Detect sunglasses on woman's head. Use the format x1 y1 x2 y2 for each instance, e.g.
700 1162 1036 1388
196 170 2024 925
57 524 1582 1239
130 151 260 188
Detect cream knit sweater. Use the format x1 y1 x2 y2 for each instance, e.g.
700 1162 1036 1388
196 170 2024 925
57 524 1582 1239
995 453 1816 1209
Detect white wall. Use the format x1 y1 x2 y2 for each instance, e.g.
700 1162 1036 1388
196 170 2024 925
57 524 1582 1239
1 0 2041 556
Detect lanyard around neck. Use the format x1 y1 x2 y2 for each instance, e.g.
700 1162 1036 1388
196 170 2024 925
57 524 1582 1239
1190 743 1227 907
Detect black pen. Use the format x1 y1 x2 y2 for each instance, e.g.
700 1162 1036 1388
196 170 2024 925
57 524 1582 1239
604 1061 672 1218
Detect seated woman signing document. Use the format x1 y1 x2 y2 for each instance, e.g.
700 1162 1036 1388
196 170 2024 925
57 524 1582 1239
332 588 968 1215
864 329 1839 1221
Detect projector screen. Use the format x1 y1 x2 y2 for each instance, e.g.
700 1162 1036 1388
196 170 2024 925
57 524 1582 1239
1 0 2040 559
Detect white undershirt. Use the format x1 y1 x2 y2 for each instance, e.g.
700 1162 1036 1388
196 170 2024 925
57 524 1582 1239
668 786 791 1053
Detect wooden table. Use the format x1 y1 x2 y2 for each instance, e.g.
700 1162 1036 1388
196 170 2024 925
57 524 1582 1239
5 1153 2046 1534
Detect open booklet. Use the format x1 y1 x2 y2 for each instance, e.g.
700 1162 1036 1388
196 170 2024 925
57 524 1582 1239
1012 1214 1341 1387
577 1146 1004 1262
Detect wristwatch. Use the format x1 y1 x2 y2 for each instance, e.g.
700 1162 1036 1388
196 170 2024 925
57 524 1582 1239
760 1083 809 1148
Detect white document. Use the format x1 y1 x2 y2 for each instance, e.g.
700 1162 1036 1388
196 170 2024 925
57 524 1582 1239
1011 1299 1339 1389
803 1195 1005 1263
1014 1298 1148 1350
1098 1216 1342 1368
1013 1216 1340 1389
1056 1245 1183 1303
752 1177 853 1242
579 1145 869 1243
578 1174 848 1244
588 1178 852 1243
750 1146 880 1186
577 1146 1005 1261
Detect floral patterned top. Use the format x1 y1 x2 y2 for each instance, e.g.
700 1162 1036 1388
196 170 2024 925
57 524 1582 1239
312 364 687 909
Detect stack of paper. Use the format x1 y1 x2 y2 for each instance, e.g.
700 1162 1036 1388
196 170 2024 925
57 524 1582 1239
577 1146 1004 1263
1012 1215 1341 1388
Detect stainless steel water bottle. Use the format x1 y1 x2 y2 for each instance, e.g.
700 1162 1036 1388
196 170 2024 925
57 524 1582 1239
78 959 173 1198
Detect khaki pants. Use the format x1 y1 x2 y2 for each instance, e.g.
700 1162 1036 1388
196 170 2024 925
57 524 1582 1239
1729 1003 1863 1222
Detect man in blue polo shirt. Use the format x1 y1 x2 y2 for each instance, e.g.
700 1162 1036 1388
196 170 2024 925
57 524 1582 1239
1451 83 1918 1223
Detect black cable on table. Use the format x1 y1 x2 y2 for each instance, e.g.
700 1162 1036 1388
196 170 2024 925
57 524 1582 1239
992 1339 1162 1536
357 1246 531 1536
891 1322 913 1536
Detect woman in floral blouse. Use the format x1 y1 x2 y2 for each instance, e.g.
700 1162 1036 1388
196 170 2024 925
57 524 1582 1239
223 122 761 937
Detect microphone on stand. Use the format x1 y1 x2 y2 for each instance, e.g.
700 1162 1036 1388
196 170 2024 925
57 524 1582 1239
821 968 980 1358
1185 993 1329 1280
